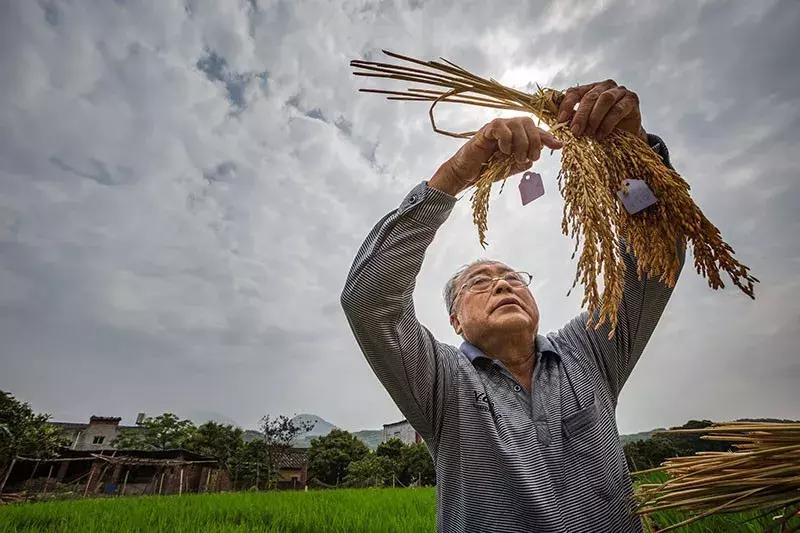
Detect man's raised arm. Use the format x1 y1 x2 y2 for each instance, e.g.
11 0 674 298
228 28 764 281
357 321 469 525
340 180 459 448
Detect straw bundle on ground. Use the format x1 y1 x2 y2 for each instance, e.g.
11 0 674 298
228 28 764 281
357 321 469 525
634 422 800 532
350 50 758 338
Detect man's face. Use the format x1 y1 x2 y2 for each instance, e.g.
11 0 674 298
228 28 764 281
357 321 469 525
450 261 540 345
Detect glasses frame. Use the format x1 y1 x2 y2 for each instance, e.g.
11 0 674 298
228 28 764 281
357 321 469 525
452 270 533 311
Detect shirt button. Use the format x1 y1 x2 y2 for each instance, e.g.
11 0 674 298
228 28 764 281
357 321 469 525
513 385 521 392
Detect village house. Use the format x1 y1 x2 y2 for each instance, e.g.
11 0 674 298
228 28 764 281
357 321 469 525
49 414 147 450
382 419 422 445
41 413 311 491
0 448 231 498
274 448 308 489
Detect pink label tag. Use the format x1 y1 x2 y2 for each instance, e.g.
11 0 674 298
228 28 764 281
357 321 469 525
616 179 657 214
519 171 544 206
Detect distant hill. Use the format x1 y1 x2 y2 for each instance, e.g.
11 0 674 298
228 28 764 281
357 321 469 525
618 418 799 446
242 414 384 451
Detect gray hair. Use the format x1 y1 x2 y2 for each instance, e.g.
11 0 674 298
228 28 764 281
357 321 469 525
443 259 504 316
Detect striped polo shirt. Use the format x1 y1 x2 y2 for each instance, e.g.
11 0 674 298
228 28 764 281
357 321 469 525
341 134 684 532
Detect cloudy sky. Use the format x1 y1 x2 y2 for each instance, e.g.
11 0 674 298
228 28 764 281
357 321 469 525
1 0 797 435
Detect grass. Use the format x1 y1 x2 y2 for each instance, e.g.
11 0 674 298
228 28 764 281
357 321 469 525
0 478 795 532
0 488 436 533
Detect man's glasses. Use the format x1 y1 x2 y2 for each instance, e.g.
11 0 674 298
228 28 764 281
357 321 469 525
453 271 533 306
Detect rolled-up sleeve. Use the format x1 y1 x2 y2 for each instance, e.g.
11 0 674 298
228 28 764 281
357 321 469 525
340 181 459 451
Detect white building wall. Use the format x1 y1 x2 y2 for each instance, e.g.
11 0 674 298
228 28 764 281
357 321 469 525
382 420 420 445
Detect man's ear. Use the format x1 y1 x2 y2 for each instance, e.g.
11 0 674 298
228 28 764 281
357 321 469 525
450 313 462 335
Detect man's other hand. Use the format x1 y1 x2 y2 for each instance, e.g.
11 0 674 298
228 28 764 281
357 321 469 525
429 117 563 197
556 79 647 143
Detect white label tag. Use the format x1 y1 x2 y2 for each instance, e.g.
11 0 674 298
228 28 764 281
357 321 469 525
519 171 544 206
617 179 657 214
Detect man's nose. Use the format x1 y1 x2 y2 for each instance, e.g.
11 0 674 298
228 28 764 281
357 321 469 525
493 279 514 294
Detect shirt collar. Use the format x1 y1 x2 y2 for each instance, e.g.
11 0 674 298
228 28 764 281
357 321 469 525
459 334 560 366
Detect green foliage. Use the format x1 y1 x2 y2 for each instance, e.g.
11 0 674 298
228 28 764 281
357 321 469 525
0 391 67 467
623 419 732 472
375 438 405 463
112 413 196 451
229 439 269 490
344 454 396 487
624 436 680 471
308 429 369 486
400 442 435 486
184 422 243 466
343 438 435 487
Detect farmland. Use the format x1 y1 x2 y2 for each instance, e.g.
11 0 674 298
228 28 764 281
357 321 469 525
1 475 794 533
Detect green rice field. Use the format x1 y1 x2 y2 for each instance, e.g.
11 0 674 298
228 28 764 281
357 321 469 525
0 476 795 532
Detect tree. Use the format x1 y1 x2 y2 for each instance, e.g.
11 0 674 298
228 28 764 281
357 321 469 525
623 420 734 471
376 438 405 463
344 454 396 487
230 439 268 490
401 442 435 486
375 437 405 483
664 419 731 456
0 391 67 468
112 413 195 450
184 421 243 466
308 428 369 486
624 436 680 471
258 415 313 490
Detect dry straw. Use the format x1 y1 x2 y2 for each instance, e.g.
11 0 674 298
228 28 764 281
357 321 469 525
350 50 758 338
633 422 800 531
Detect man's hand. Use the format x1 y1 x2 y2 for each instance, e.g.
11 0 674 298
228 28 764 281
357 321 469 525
429 117 563 197
556 79 647 143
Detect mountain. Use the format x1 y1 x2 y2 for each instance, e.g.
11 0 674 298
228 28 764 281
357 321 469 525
353 429 384 450
291 414 336 436
289 414 338 448
241 414 384 450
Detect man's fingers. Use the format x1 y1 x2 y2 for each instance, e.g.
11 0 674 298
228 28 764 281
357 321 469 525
471 123 497 154
477 118 562 171
571 80 617 137
486 120 514 156
585 86 627 138
521 119 543 161
508 120 529 164
557 82 596 123
540 131 563 150
597 93 638 140
509 158 533 175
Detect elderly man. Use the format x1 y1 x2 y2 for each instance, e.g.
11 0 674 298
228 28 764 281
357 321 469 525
340 79 685 532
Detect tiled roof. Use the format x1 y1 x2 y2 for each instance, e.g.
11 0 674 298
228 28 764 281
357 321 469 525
276 448 307 469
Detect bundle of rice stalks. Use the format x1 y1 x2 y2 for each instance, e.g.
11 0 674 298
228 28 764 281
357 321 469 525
634 422 800 532
350 50 758 338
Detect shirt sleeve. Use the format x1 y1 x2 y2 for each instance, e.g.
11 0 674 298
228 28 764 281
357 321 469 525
340 181 459 451
555 133 686 405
